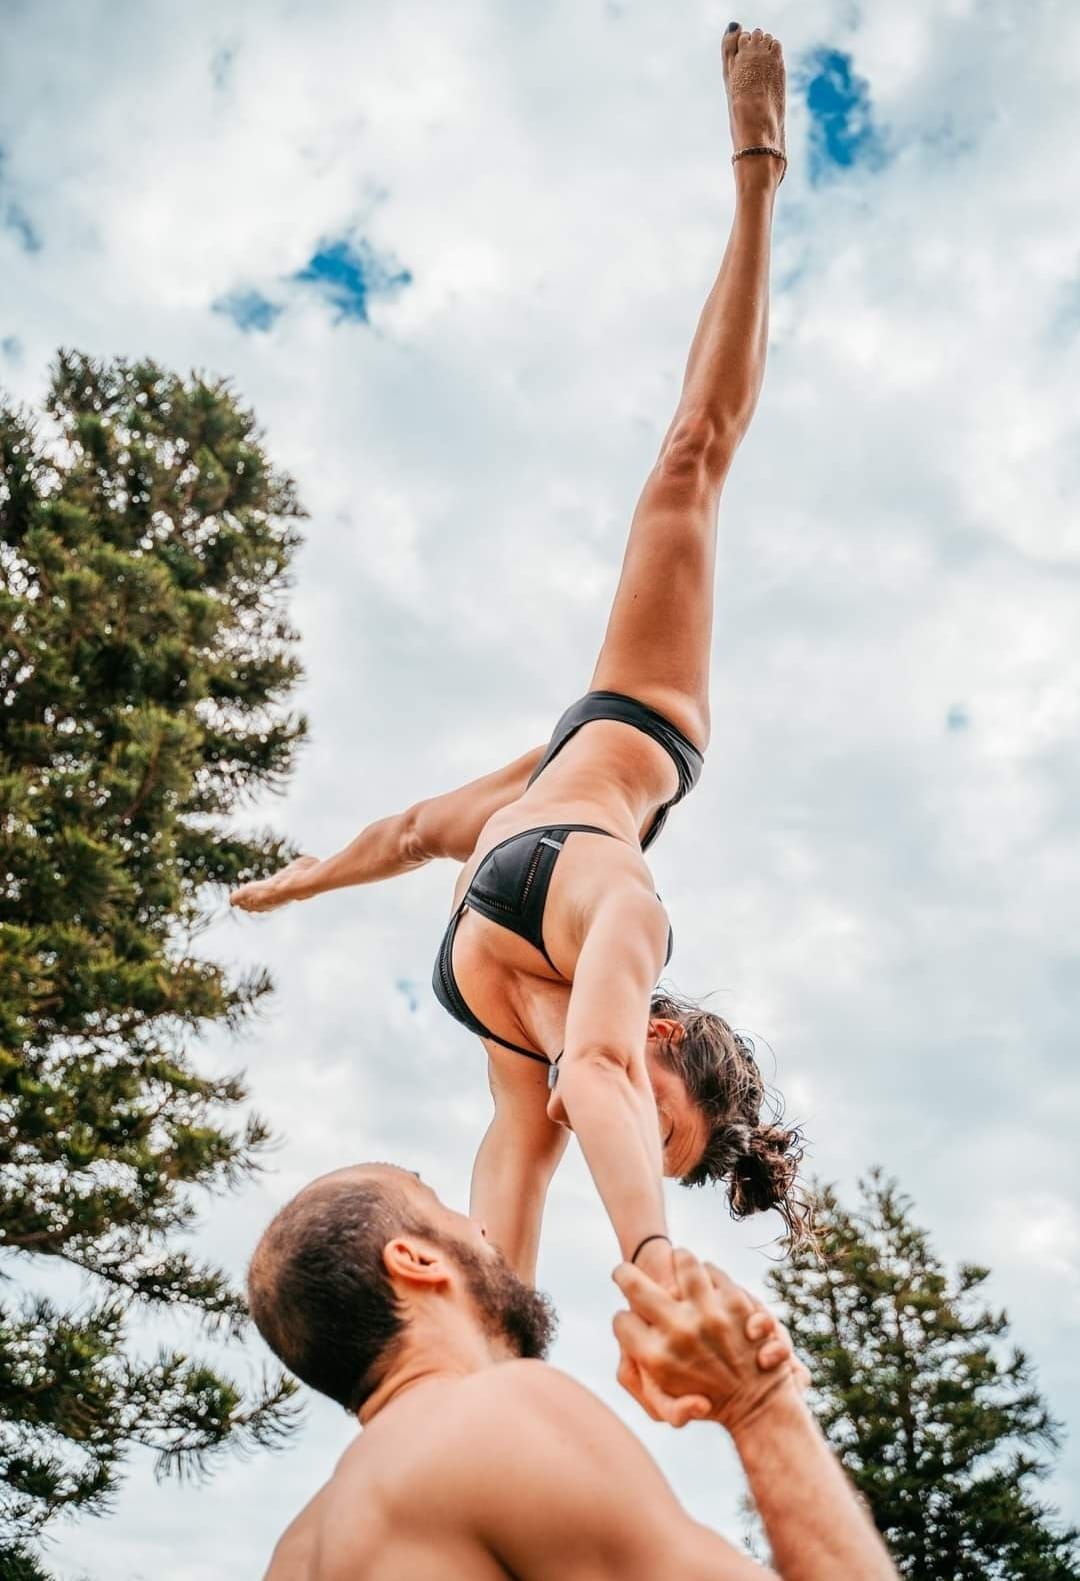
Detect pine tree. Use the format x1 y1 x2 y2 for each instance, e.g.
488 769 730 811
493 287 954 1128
765 1170 1080 1579
1 352 308 1567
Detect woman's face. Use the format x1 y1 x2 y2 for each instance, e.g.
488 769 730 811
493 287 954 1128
645 1021 709 1180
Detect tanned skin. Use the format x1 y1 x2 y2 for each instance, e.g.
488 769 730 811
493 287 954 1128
261 1167 897 1581
233 26 786 1303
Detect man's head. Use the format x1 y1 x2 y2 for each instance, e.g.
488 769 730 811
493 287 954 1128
247 1165 557 1416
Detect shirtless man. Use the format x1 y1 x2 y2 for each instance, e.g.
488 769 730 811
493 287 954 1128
248 1165 897 1579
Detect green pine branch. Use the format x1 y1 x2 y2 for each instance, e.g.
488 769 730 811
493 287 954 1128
761 1171 1080 1579
1 354 311 1560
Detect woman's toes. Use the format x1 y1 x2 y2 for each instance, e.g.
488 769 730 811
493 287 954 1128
740 29 752 46
751 26 764 42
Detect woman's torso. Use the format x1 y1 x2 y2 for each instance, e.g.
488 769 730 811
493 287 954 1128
446 720 681 1061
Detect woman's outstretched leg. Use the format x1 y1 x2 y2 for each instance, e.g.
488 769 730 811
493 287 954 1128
590 25 786 750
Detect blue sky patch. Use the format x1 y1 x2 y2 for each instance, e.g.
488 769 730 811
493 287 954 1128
395 978 421 1014
0 149 42 253
946 704 971 732
212 288 283 333
3 200 41 252
803 48 888 182
1 335 22 362
292 237 412 323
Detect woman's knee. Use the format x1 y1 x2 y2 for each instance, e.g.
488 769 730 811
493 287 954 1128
657 409 737 488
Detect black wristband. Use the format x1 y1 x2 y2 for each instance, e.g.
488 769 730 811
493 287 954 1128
630 1234 672 1266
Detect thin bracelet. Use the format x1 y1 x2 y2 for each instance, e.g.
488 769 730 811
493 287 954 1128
630 1233 672 1266
731 145 788 184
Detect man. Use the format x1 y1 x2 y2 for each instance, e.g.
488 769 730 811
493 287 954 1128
249 1164 897 1579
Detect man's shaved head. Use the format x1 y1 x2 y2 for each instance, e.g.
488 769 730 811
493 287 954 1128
247 1165 556 1414
248 1165 427 1412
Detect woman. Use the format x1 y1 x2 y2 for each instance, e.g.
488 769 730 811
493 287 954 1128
232 24 808 1293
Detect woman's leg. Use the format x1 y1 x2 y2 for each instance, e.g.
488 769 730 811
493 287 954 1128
589 26 786 751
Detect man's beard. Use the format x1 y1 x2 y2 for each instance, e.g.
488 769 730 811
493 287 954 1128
444 1236 557 1360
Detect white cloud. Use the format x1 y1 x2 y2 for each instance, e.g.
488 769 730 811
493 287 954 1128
3 0 1079 1574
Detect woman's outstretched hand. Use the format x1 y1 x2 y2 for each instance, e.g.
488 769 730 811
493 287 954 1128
612 1247 808 1429
230 855 321 914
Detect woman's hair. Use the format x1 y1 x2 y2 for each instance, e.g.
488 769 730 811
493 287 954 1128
651 988 814 1251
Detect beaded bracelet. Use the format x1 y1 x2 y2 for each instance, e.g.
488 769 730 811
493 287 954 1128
731 145 787 183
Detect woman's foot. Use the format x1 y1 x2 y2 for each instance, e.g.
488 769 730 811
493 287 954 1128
722 22 786 179
230 854 320 913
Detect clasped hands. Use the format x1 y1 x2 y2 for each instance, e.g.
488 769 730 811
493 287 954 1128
612 1246 808 1429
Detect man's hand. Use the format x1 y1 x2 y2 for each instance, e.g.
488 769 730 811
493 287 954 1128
744 1302 809 1387
612 1248 805 1430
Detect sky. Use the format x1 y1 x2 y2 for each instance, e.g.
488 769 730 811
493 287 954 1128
2 0 1079 1574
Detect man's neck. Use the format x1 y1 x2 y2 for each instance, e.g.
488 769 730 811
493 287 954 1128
359 1313 511 1426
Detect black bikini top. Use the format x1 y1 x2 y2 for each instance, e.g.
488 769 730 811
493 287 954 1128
433 824 672 1065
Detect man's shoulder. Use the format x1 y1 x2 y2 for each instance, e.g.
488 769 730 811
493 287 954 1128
263 1486 326 1581
430 1363 720 1580
456 1357 599 1416
262 1437 396 1580
450 1357 626 1454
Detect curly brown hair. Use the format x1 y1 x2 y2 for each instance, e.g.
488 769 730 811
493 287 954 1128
651 988 814 1250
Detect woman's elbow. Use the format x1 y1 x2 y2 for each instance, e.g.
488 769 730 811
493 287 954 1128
546 1046 635 1122
401 801 439 864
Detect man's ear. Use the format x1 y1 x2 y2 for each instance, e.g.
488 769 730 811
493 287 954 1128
649 1017 684 1045
383 1235 452 1291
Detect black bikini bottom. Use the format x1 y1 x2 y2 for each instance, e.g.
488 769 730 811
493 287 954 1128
526 690 704 851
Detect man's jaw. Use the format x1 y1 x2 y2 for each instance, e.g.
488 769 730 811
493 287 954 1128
360 1241 556 1425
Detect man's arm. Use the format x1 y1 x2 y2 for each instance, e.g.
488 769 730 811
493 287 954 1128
613 1253 898 1581
230 743 545 911
732 1381 893 1581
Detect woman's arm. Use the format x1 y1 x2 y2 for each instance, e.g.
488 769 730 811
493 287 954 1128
547 886 676 1289
470 1056 571 1285
230 743 546 913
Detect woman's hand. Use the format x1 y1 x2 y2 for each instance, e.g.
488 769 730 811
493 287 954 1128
230 855 320 914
